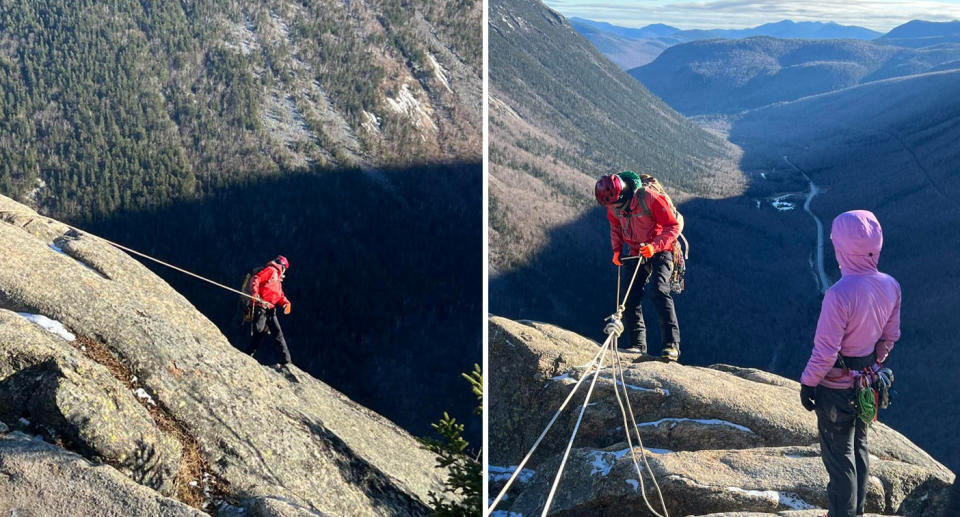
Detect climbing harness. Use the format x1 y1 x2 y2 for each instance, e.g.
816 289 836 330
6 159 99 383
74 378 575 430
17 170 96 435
829 354 895 426
1 208 265 304
487 258 671 517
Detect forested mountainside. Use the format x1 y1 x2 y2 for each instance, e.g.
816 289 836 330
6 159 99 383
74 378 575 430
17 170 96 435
0 0 481 221
488 0 743 277
630 36 960 115
0 0 482 443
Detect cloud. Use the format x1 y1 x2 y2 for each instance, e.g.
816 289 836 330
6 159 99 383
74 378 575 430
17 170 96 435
543 0 960 31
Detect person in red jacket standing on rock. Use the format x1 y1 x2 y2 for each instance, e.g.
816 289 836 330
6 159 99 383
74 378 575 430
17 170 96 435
245 255 293 373
595 171 681 361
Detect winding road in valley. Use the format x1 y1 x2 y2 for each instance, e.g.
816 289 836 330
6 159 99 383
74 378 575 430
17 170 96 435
783 155 830 294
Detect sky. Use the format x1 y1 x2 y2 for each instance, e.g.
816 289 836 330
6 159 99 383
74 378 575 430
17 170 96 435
541 0 960 32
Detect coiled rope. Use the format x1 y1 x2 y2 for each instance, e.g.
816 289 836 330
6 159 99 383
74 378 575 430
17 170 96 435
0 208 261 302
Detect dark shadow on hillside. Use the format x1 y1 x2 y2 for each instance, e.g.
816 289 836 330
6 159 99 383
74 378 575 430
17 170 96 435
726 98 960 471
491 188 822 370
76 162 482 445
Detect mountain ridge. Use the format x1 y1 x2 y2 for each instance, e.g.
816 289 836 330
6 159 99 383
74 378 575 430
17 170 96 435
570 17 881 69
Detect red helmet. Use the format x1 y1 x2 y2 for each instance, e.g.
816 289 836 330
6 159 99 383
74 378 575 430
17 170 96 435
594 174 624 206
274 255 289 270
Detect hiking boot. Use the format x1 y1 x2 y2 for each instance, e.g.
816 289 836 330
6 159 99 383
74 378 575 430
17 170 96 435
617 344 646 355
276 363 299 383
661 343 680 362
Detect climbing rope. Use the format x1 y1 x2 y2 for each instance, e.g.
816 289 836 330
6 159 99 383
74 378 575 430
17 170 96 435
611 345 670 517
540 334 613 517
0 208 263 302
484 344 607 515
487 253 672 517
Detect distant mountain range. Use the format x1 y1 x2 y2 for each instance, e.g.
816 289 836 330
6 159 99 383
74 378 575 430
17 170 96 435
570 18 881 68
629 35 960 115
879 19 960 47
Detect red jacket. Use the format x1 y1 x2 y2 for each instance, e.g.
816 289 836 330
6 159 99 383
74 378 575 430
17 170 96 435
250 263 288 308
607 187 680 256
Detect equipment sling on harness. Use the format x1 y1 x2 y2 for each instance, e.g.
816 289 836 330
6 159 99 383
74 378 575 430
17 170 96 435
833 353 894 425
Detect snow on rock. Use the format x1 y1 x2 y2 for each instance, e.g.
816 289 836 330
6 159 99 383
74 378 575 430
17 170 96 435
636 418 753 434
50 243 65 254
427 53 453 93
490 511 524 517
724 487 817 510
772 194 796 211
386 83 436 131
778 492 818 510
587 448 631 476
361 110 382 134
135 388 158 407
625 479 639 491
489 465 536 484
16 313 76 341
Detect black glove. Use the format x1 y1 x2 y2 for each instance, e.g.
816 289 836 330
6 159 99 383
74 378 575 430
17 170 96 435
800 384 817 411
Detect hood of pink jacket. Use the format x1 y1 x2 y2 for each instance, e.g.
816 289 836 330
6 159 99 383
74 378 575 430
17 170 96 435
831 210 882 275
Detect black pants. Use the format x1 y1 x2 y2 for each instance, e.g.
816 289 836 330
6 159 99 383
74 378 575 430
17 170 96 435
816 386 869 517
621 251 680 352
246 306 291 364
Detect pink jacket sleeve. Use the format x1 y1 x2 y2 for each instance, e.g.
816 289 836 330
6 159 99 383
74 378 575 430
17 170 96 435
607 207 624 253
876 283 901 363
801 289 848 387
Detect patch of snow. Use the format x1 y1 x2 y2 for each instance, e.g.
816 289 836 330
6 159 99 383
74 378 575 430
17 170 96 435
361 110 381 134
18 417 30 427
135 388 157 406
614 379 661 393
869 454 879 462
636 418 753 434
386 83 436 130
779 492 817 510
225 18 258 55
550 372 573 382
726 486 779 504
50 241 109 279
645 448 674 455
587 448 631 476
427 53 453 93
755 200 761 209
725 487 816 510
17 313 76 341
490 512 523 517
625 479 639 491
488 465 535 484
772 194 796 211
27 177 47 204
761 172 767 179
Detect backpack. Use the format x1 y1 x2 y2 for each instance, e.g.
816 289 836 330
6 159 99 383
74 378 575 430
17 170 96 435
624 171 689 293
239 267 260 325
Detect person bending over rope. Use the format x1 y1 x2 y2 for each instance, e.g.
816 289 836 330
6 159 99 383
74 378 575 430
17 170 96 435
245 255 295 378
799 210 900 517
595 171 681 361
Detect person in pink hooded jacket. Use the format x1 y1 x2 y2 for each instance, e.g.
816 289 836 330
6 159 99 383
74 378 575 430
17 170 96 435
800 210 901 517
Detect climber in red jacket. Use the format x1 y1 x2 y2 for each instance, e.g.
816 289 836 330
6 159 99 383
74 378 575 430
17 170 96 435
245 255 293 373
596 171 681 361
